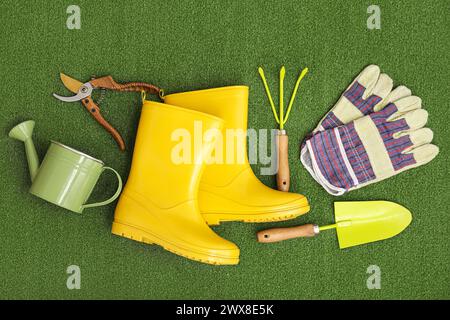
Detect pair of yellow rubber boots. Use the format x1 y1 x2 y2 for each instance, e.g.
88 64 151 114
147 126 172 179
112 86 310 265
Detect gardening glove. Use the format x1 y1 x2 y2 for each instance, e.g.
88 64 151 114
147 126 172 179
315 65 410 132
301 95 439 195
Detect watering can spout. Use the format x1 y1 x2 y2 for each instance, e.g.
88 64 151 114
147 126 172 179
9 120 39 181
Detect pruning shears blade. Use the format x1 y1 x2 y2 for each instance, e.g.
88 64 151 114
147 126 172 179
53 73 93 102
52 92 87 102
60 73 83 93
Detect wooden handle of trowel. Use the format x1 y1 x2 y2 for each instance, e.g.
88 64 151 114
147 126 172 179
277 131 290 192
257 224 318 243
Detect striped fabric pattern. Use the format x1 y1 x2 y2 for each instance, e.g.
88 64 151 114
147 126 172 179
343 81 382 115
309 129 357 189
306 88 418 192
370 103 416 170
338 123 375 183
321 111 343 130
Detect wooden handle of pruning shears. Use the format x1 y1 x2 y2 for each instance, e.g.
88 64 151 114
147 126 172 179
81 96 125 151
277 130 290 192
257 224 318 243
90 76 161 95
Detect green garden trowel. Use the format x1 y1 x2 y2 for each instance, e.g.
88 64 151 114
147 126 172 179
257 201 412 248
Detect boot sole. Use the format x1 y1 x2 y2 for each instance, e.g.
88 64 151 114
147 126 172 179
203 205 311 225
111 221 239 265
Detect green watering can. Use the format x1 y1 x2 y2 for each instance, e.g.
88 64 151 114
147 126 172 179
9 120 122 213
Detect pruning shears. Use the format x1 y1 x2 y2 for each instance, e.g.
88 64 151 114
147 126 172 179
53 73 162 151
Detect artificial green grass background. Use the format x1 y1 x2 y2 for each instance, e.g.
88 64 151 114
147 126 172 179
0 0 448 299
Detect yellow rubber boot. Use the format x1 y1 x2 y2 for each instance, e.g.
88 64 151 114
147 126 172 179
164 86 310 225
112 101 240 265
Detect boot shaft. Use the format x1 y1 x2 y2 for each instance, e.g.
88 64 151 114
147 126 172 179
164 86 250 186
126 101 224 208
164 86 249 130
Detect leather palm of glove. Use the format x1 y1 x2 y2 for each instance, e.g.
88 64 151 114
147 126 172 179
301 65 439 195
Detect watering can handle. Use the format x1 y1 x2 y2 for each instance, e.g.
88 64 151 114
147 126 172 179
257 224 319 243
82 167 123 209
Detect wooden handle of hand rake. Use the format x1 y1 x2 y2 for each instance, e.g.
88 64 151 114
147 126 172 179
257 224 318 243
277 131 290 191
91 76 161 94
81 96 125 151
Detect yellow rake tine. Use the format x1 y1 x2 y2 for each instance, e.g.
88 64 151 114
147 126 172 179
258 67 280 124
279 66 286 130
283 67 308 125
